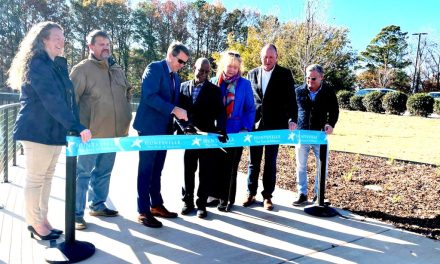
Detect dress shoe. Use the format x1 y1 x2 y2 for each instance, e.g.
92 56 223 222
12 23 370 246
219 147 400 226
50 228 63 235
206 197 220 207
28 226 60 240
89 208 118 217
28 225 63 235
217 200 228 212
292 193 308 206
151 205 178 218
263 198 274 211
197 208 207 218
138 214 162 228
242 194 256 207
181 203 195 215
75 217 87 230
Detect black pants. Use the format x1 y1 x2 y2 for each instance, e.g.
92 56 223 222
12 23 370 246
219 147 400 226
216 147 243 205
247 144 280 198
182 149 215 208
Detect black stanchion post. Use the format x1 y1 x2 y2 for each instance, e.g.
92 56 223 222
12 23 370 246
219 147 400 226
65 148 77 243
45 132 95 263
304 144 338 217
317 144 326 206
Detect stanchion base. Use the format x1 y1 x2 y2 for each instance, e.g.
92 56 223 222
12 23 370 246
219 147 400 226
304 204 338 217
45 240 95 263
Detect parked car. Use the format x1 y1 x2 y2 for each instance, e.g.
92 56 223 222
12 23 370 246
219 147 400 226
354 88 396 96
428 92 440 98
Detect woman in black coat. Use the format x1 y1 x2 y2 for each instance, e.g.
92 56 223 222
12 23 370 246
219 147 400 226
8 21 92 240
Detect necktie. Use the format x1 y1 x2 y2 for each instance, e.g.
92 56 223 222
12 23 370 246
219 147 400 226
170 72 175 88
170 72 175 101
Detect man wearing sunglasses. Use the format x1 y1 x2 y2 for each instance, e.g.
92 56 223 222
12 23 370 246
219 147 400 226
243 44 297 211
292 64 339 206
133 41 189 228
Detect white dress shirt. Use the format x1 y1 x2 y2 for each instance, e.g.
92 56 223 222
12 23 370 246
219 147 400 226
261 66 274 96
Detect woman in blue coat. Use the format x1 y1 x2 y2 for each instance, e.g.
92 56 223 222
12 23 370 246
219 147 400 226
211 51 256 211
8 21 91 240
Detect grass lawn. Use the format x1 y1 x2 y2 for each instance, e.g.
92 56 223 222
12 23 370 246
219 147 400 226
329 110 440 165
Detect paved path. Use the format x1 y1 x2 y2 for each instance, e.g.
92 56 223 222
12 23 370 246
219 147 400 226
1 143 439 263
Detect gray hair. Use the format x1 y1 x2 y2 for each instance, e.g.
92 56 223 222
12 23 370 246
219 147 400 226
261 44 278 56
194 57 210 68
7 21 63 90
167 41 190 57
306 64 324 75
87 30 110 45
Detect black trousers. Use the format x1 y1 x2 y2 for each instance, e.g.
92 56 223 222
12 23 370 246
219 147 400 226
216 147 243 205
182 149 215 208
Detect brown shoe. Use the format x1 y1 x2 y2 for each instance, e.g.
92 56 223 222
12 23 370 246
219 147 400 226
242 195 256 207
151 205 178 218
138 213 162 228
263 198 274 211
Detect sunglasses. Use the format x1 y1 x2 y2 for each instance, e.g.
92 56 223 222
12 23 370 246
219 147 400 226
306 77 317 81
175 56 187 65
228 52 240 58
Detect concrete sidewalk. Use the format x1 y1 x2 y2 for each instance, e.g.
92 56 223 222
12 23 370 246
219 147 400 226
1 147 439 263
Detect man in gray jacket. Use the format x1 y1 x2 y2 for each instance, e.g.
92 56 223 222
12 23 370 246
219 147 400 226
70 30 132 230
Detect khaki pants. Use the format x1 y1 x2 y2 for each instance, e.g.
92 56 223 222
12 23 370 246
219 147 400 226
22 141 62 226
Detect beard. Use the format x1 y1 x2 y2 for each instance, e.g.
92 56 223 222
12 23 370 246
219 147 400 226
100 49 110 59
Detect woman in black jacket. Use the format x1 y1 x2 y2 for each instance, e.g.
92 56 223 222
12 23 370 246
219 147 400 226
8 21 92 240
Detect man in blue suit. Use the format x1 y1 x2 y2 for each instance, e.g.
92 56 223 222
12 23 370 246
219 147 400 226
133 41 189 228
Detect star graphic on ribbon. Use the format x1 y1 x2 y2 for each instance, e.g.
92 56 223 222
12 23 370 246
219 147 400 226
288 132 295 141
67 141 75 155
244 134 252 143
192 137 201 146
131 139 143 148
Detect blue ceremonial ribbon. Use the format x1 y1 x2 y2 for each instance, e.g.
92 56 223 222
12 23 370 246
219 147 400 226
66 129 327 157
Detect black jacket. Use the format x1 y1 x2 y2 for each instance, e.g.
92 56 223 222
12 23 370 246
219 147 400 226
247 64 297 130
177 80 226 133
13 52 85 145
295 83 339 131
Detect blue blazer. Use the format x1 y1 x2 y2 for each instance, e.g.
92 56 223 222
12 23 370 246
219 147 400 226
211 76 256 133
133 60 181 135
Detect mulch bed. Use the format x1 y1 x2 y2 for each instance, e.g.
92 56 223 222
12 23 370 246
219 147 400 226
238 146 440 240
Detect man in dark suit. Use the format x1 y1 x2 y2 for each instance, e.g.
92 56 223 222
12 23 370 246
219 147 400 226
133 41 189 228
177 58 226 218
243 44 297 210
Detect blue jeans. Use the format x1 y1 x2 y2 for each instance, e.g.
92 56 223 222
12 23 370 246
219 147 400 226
295 144 328 196
76 153 116 217
247 144 279 198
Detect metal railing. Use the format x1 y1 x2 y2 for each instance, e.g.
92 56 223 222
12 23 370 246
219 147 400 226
0 103 21 183
0 92 20 105
131 96 140 112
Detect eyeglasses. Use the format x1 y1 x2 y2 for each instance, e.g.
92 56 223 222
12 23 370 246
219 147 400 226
228 52 240 58
306 77 317 81
175 56 187 65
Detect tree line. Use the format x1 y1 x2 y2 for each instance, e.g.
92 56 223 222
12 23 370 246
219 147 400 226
0 0 439 97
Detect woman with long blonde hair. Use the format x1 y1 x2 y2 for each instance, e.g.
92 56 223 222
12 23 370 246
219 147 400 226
8 21 91 240
210 50 255 211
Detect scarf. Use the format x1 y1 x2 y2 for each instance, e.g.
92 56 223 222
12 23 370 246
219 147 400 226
218 72 240 118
